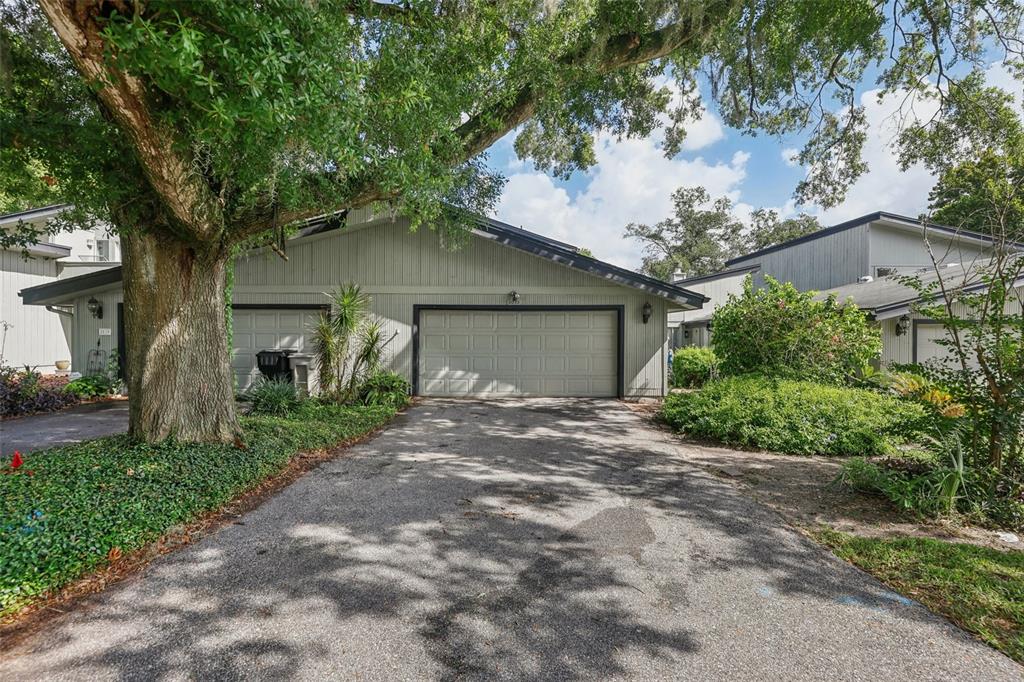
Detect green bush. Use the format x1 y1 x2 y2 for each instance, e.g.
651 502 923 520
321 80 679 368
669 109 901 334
240 377 300 416
671 347 719 388
0 404 395 616
660 375 927 456
357 370 410 409
711 276 882 383
64 374 117 399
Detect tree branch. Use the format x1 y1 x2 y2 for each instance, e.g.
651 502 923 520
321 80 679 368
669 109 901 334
37 0 223 244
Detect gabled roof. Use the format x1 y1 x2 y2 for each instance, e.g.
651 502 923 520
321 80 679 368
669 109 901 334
21 210 708 309
814 258 1024 320
726 211 1007 267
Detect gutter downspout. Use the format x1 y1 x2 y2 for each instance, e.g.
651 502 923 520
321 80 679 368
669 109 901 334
46 304 74 318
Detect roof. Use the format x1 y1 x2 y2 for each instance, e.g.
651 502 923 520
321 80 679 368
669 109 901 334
672 263 760 287
21 210 708 309
1 204 73 258
726 211 1008 267
814 258 1024 320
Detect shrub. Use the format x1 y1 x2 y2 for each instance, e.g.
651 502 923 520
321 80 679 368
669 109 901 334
0 405 396 616
1 367 79 418
671 347 719 388
64 373 117 399
240 377 300 416
711 276 882 383
357 370 410 409
661 375 927 456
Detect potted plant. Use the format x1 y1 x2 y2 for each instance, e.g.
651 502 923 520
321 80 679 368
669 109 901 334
55 360 71 371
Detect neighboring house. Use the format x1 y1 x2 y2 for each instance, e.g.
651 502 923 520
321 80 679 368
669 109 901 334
1 205 121 372
815 261 1024 367
671 211 1011 366
20 209 706 397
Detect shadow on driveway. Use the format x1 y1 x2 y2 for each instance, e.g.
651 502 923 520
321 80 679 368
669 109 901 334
0 400 128 456
0 398 1018 680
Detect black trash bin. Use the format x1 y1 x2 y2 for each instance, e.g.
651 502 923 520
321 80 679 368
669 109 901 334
255 349 296 382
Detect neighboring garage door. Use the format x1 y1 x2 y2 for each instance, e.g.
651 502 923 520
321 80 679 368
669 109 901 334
417 308 619 397
232 307 322 390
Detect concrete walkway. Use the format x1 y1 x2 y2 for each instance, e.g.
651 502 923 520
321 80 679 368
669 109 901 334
0 399 1019 680
0 400 129 456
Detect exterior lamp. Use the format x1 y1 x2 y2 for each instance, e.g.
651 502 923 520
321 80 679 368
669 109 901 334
895 314 911 336
508 290 521 304
87 296 103 319
641 301 653 324
706 320 713 331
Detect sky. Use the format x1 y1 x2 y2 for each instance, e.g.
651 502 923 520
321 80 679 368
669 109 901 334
489 62 1021 270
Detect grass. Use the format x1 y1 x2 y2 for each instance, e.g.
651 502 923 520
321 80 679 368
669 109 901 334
815 529 1024 663
0 403 395 617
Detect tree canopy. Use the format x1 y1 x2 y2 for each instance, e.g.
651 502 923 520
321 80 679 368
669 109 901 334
625 186 821 280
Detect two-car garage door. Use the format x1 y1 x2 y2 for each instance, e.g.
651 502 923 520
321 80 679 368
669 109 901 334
417 309 618 397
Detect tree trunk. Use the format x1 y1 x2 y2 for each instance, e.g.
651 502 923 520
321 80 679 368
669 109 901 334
121 231 241 443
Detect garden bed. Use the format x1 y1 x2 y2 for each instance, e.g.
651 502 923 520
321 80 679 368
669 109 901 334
0 403 397 620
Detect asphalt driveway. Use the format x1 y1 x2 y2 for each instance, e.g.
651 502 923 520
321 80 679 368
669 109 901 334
0 399 1019 680
0 400 129 457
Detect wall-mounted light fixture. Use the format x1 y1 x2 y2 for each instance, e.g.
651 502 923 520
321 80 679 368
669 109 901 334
508 290 521 304
705 321 713 331
642 301 653 324
87 296 103 320
683 329 690 339
895 314 911 336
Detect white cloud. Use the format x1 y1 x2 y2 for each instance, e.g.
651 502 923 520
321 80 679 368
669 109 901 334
496 134 748 268
780 148 800 167
679 106 725 151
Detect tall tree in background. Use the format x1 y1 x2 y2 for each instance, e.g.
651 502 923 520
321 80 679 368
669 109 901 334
1 0 1021 443
626 188 821 279
625 187 745 280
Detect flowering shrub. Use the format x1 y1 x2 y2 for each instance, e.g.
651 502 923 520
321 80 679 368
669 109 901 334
0 367 78 418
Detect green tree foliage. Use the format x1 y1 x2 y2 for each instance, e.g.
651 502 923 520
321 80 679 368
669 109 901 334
626 188 823 279
625 186 745 279
1 0 1020 441
711 276 882 383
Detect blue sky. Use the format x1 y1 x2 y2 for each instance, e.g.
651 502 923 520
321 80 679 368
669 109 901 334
487 62 1020 270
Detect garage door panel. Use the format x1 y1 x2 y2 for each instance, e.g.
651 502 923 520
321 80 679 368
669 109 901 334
231 308 320 391
418 309 617 398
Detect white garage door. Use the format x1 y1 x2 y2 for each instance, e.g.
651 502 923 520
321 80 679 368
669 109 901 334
232 308 322 390
418 309 618 397
915 321 979 369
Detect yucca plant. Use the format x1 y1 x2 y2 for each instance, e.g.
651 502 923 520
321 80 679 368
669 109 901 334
314 283 394 403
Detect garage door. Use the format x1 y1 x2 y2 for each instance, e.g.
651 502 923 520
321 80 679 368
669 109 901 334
418 309 618 397
232 308 322 390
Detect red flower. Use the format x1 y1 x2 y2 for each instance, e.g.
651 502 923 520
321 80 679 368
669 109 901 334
11 451 23 469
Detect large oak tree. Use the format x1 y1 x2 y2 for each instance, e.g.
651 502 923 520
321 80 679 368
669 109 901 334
1 0 1021 443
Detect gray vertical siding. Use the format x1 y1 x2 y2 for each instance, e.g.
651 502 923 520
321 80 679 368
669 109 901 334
728 223 870 292
0 250 71 371
60 217 674 396
868 225 990 274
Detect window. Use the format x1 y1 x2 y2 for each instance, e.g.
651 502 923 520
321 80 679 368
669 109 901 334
96 239 111 261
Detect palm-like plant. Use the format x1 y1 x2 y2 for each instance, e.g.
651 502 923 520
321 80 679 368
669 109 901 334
314 283 391 402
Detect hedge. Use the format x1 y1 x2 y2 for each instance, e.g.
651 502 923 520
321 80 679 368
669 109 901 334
660 375 927 456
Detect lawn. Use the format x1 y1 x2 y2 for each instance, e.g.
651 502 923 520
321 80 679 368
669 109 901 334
815 529 1024 663
0 403 395 617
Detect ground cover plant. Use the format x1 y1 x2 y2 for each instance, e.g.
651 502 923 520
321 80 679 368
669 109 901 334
0 367 78 418
661 375 927 456
0 404 396 617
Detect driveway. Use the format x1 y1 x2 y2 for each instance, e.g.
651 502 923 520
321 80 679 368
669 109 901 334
0 400 129 457
0 399 1018 680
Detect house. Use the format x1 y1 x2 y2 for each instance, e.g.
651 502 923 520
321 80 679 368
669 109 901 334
814 260 1024 367
670 211 1012 366
1 205 120 372
19 208 706 397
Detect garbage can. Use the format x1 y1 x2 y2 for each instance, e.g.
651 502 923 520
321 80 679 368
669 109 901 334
255 349 296 382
